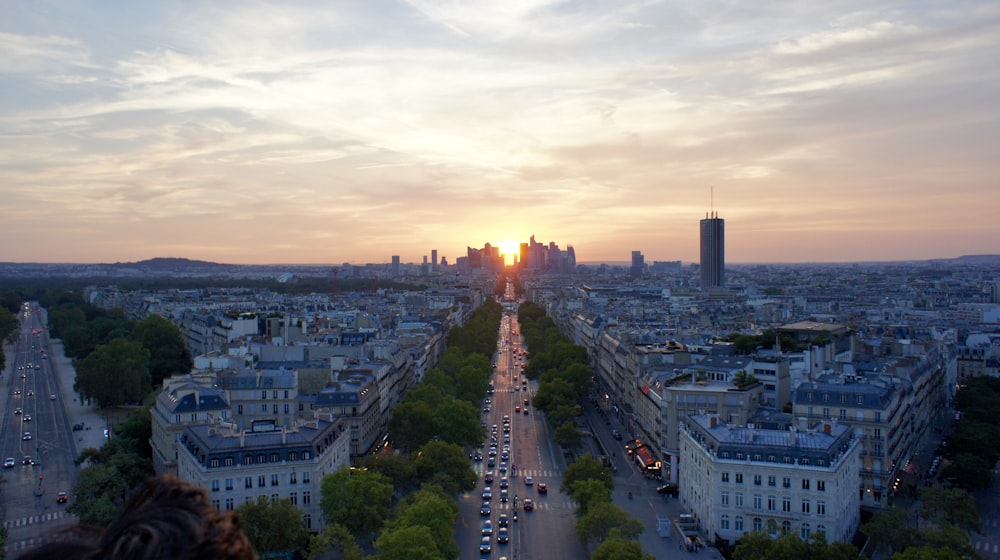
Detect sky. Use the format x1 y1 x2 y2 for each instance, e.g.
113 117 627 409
2 1 999 265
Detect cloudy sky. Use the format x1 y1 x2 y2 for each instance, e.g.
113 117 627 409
2 1 998 265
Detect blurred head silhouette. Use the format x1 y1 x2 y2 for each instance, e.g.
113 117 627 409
19 475 256 560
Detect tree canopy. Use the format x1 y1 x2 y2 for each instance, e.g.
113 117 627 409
74 337 152 408
238 496 310 556
320 467 394 539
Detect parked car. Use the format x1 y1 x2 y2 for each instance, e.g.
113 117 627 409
657 483 680 495
3 458 14 468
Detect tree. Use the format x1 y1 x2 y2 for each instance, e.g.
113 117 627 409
372 525 440 560
238 495 309 556
132 313 192 388
74 338 151 408
919 485 981 532
320 467 394 539
69 464 129 526
307 523 364 560
562 453 613 497
453 365 488 403
940 453 992 490
592 535 655 560
386 484 459 559
433 398 483 448
733 531 858 560
412 440 477 494
555 421 584 454
862 506 918 556
388 400 436 453
569 478 613 515
892 546 963 560
576 502 643 545
355 452 416 493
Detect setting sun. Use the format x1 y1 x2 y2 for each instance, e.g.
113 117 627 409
499 240 519 256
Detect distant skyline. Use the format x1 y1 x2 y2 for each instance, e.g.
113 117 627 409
2 1 999 265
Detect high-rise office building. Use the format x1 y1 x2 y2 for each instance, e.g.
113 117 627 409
391 255 400 276
631 250 644 275
700 212 724 288
431 249 438 270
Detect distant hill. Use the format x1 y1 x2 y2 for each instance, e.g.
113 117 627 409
113 257 233 271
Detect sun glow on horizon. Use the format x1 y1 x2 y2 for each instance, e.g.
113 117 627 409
499 240 519 256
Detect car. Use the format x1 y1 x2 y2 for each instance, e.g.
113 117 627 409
515 406 520 413
500 489 508 502
523 498 534 511
56 491 68 504
480 502 491 516
22 456 33 466
537 482 548 494
483 406 490 412
28 390 36 397
487 458 496 468
497 527 510 543
482 487 492 500
499 462 507 473
72 423 84 431
657 483 680 496
499 477 509 488
500 451 509 461
473 451 483 461
23 414 31 421
612 429 623 440
484 472 494 483
12 390 20 396
481 520 493 535
523 399 529 406
523 408 529 415
489 448 497 457
3 458 14 468
479 536 492 554
525 476 533 486
498 514 509 527
22 432 31 441
13 408 21 415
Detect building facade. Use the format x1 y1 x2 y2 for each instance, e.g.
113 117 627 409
679 414 861 545
700 212 725 288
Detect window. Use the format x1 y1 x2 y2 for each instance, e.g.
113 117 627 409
875 411 882 422
271 453 279 463
768 476 776 487
244 456 253 465
303 491 311 505
721 514 730 530
822 407 830 418
839 409 847 420
258 454 266 464
289 451 298 462
802 479 810 490
303 514 312 530
284 403 290 414
857 395 864 404
753 518 762 532
224 457 234 467
823 393 829 402
225 479 233 491
802 499 810 513
735 493 744 507
284 390 289 399
801 523 811 540
721 491 730 506
782 496 791 512
211 480 220 492
210 458 220 468
245 477 253 489
302 471 311 484
767 496 776 511
817 524 826 537
260 404 267 412
272 404 278 414
735 516 744 532
289 492 298 505
271 493 279 502
271 474 279 486
245 496 253 505
753 494 762 510
873 428 882 439
261 390 267 400
722 472 730 483
817 501 826 516
735 473 743 484
211 499 220 511
258 476 266 488
753 475 761 485
272 390 278 400
290 472 298 485
225 498 234 511
237 404 243 415
782 520 791 535
782 477 791 488
839 393 847 403
817 480 826 492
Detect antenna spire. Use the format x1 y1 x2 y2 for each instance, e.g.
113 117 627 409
711 185 715 217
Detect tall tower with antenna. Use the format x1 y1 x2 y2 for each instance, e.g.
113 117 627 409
700 188 725 288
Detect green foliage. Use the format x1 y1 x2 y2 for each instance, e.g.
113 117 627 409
862 506 918 555
592 536 656 560
554 421 584 454
569 478 613 515
918 485 981 532
733 531 858 560
385 484 459 559
562 453 614 497
412 440 477 495
575 502 643 545
320 467 394 539
891 546 964 560
432 399 484 448
132 313 193 388
238 496 310 556
69 464 130 526
74 337 152 408
372 525 440 560
307 523 365 560
388 401 436 453
355 452 416 494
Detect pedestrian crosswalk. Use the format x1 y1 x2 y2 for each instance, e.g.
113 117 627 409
3 510 71 529
474 466 561 480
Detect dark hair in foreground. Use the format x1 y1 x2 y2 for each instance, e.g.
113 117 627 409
19 475 257 560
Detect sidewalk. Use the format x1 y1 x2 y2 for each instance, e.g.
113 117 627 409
48 339 112 456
